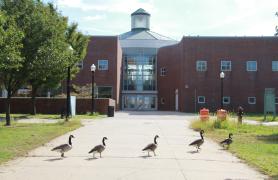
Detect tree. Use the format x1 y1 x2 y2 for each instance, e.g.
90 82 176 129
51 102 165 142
0 11 24 126
64 23 89 120
0 0 88 120
26 2 70 114
66 23 89 70
1 0 87 115
29 11 89 115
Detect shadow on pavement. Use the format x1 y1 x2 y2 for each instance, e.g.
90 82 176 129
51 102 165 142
85 157 98 161
44 158 63 162
138 155 151 159
187 150 199 154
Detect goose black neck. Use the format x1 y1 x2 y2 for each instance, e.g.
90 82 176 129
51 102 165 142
102 138 106 146
229 134 232 139
154 136 158 144
200 132 204 140
69 136 72 146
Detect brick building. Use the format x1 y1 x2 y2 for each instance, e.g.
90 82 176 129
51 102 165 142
72 8 278 113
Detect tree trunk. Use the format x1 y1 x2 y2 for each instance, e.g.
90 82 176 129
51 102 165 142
5 89 11 126
31 87 37 115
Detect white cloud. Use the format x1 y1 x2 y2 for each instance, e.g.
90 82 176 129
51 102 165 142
83 15 106 21
47 0 278 38
56 0 155 14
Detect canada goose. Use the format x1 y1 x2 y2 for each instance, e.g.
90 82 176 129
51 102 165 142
220 133 233 149
89 137 108 158
51 135 75 157
142 135 159 156
189 130 204 152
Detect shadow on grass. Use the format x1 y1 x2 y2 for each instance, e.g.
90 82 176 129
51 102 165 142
256 134 278 144
271 175 278 179
14 116 30 120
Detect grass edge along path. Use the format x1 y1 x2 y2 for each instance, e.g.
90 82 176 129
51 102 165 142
190 118 278 179
0 117 84 165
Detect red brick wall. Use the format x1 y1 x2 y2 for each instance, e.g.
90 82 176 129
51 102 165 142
0 98 115 115
72 36 122 110
158 37 278 113
157 41 183 111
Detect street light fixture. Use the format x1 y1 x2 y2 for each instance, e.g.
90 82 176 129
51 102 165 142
91 64 96 114
220 71 225 109
66 46 73 121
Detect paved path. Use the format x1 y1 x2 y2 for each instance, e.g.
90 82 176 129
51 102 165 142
0 111 266 180
15 118 59 124
244 119 278 126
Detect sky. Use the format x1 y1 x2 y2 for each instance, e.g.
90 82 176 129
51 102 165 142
43 0 278 40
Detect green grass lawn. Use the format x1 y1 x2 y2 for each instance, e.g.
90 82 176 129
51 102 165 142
228 112 277 122
191 118 278 179
0 113 102 165
0 120 81 164
0 113 104 120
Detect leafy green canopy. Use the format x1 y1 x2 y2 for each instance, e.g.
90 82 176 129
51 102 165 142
0 0 89 93
0 0 89 122
0 11 24 94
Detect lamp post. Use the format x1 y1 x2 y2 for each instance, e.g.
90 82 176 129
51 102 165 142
91 64 96 114
220 71 225 109
66 46 73 121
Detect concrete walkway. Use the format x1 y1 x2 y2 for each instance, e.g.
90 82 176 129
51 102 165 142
0 111 266 180
15 118 59 124
244 119 278 126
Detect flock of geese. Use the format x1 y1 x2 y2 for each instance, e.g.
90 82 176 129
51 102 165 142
51 130 233 158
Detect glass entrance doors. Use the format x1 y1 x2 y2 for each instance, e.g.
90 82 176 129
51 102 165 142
123 95 156 110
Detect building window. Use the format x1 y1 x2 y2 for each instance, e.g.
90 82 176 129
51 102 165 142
76 61 83 69
196 60 207 71
160 67 166 76
246 61 257 71
161 98 165 104
221 60 232 71
272 61 278 71
198 96 205 104
96 86 112 98
275 97 278 104
248 97 256 104
222 96 230 104
98 60 108 70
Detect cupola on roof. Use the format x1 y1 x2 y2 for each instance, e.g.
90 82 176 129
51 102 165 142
119 8 178 48
131 8 150 16
131 8 150 31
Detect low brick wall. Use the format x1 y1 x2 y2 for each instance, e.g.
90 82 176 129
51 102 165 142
0 98 115 115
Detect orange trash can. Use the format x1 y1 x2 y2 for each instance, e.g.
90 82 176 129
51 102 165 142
200 108 209 121
217 109 227 121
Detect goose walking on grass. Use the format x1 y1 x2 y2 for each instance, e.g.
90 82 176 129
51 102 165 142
51 135 75 157
189 130 204 152
89 137 108 158
220 133 233 149
142 135 159 156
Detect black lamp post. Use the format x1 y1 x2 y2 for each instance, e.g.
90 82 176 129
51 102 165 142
91 64 96 114
66 46 73 121
220 71 225 109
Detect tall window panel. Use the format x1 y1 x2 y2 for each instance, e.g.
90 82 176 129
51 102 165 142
123 55 156 91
